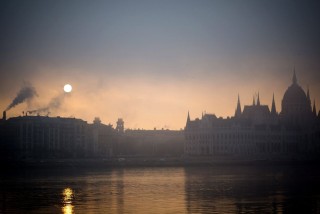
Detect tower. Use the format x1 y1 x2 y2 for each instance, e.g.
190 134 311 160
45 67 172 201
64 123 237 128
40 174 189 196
235 94 242 118
257 92 261 106
313 100 317 117
2 111 6 121
292 67 297 85
93 117 101 125
116 118 124 134
271 93 277 115
307 87 312 111
186 111 191 124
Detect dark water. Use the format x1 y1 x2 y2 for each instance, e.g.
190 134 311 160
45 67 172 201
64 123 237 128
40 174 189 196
1 165 320 213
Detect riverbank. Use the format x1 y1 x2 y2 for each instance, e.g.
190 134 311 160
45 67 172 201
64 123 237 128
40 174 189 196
1 156 320 170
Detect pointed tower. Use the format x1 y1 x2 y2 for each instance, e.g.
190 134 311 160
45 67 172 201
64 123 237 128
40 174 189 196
252 95 256 106
292 67 297 85
313 100 317 117
257 92 261 106
307 87 312 111
271 93 277 115
235 94 242 118
2 111 6 121
187 111 190 124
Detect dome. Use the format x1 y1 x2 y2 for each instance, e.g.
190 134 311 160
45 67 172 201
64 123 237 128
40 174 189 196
282 84 307 106
281 71 312 119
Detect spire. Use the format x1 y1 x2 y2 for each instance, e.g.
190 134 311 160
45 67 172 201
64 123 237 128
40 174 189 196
292 67 297 85
257 92 260 106
313 100 317 116
187 111 190 123
252 95 256 106
307 87 312 111
307 87 311 102
271 93 277 115
235 94 242 118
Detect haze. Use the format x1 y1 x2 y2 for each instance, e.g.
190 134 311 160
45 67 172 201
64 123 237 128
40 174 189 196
1 0 320 129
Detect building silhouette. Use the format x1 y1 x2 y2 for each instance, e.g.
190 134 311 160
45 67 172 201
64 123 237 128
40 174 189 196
185 71 320 160
0 114 184 160
0 114 116 159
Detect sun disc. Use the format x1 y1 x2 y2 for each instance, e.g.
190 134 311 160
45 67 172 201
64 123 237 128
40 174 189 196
64 84 72 93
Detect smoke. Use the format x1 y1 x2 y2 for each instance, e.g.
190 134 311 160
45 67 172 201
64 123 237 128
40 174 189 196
28 93 66 115
6 83 38 111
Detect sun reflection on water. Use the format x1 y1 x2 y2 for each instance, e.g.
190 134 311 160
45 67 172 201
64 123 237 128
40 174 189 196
62 188 74 214
62 204 74 214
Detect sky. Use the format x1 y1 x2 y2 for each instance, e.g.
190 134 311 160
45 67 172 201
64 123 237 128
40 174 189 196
1 0 320 130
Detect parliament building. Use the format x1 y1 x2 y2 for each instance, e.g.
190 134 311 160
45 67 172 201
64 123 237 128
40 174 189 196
185 71 320 160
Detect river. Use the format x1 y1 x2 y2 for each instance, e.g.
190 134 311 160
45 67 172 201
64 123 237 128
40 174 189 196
1 165 320 213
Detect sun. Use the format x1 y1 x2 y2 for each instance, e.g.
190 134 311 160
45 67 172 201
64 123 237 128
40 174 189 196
64 84 72 93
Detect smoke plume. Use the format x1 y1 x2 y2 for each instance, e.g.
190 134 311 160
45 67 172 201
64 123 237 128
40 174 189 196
6 83 38 111
28 93 65 115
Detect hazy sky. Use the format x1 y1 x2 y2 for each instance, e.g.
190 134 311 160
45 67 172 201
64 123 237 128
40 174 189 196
1 0 320 129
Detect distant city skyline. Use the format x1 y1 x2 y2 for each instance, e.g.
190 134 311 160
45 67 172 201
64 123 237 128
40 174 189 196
1 0 320 129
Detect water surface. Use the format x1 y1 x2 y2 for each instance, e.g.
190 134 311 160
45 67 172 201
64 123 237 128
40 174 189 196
1 165 320 213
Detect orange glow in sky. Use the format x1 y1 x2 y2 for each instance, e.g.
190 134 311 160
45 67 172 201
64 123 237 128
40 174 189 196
1 65 318 130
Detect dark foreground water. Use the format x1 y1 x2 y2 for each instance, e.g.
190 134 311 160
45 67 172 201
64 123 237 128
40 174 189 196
1 165 320 213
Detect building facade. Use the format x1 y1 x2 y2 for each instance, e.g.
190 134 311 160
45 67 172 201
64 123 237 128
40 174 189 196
0 115 116 159
185 71 320 160
118 129 184 157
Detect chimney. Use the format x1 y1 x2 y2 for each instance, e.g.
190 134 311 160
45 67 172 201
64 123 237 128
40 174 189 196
2 111 6 121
